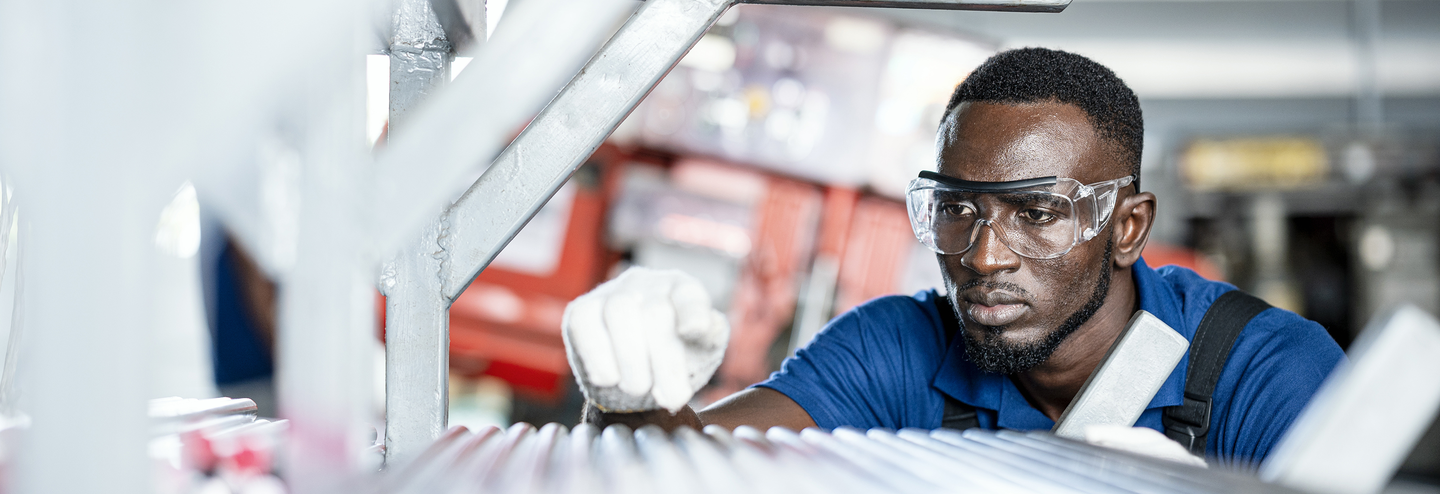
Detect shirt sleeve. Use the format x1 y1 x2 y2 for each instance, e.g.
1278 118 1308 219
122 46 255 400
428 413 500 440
754 294 947 430
1209 308 1346 465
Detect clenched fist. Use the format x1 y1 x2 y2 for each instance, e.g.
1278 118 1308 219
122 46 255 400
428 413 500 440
562 267 729 413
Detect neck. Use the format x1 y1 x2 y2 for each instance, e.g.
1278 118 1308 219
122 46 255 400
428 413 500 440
1012 265 1137 421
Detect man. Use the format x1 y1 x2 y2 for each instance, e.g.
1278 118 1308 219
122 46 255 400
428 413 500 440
561 48 1344 465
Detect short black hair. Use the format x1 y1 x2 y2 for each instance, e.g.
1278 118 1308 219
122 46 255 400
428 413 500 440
943 47 1143 187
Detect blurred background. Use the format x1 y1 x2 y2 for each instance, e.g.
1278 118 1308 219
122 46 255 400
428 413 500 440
5 0 1435 487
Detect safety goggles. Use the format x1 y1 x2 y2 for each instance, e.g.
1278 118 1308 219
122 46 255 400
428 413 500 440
905 171 1134 260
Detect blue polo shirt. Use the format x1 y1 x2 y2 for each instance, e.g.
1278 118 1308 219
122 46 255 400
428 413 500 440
756 258 1344 464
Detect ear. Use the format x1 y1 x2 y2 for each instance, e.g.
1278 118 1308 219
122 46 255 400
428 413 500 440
1112 190 1156 269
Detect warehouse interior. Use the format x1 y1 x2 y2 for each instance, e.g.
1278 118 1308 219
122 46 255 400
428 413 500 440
0 0 1438 492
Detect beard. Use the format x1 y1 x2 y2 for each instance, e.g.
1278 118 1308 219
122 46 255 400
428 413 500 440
960 239 1114 375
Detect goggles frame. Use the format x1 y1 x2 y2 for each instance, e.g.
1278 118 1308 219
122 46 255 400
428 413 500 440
906 171 1135 260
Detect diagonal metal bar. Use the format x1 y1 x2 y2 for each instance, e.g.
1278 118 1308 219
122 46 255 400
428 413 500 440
372 0 635 257
441 0 737 299
739 0 1069 12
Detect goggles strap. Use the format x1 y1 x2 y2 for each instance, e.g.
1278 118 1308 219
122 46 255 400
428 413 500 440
918 171 1058 191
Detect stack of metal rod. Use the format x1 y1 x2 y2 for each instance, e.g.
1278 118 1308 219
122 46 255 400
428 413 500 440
375 423 1299 494
148 397 291 494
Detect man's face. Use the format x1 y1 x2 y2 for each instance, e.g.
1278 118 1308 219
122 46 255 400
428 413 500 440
936 100 1126 374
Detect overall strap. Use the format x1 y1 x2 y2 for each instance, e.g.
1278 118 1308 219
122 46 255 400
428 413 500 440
1163 289 1272 455
935 294 980 430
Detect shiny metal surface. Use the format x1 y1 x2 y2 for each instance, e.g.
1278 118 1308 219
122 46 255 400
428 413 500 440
149 397 259 422
383 218 454 466
1053 310 1189 440
375 425 1297 494
384 0 456 467
389 0 453 130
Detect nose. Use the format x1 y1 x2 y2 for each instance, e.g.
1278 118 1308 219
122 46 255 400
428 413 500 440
960 221 1022 276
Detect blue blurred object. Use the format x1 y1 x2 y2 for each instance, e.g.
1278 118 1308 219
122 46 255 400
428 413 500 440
211 240 273 385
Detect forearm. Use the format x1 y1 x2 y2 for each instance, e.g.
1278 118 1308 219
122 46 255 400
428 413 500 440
579 387 816 433
582 401 704 432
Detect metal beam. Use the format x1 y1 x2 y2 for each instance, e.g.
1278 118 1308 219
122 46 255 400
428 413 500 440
379 0 634 467
371 0 635 256
384 0 455 467
0 2 172 492
389 0 452 131
278 69 376 494
382 220 452 465
441 0 737 299
739 0 1069 12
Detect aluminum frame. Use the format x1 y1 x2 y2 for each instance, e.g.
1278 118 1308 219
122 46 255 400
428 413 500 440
384 0 456 467
376 0 637 466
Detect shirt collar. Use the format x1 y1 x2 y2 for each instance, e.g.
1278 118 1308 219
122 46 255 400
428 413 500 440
931 257 1189 430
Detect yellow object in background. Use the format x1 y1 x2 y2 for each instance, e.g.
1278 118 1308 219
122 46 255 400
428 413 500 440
1181 137 1330 191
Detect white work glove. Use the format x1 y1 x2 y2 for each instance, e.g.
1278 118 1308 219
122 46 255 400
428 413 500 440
562 267 730 413
1083 425 1208 468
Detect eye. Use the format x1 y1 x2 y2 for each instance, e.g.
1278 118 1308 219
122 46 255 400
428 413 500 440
1020 208 1056 224
939 202 974 218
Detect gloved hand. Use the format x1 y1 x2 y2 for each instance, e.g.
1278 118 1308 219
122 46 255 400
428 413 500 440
562 267 730 413
1083 425 1208 468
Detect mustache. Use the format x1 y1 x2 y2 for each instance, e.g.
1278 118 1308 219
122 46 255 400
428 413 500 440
951 279 1033 300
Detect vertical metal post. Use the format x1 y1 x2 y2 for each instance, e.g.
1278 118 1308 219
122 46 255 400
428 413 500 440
389 0 453 131
11 152 157 494
280 130 375 492
277 7 376 492
0 1 170 492
384 0 455 466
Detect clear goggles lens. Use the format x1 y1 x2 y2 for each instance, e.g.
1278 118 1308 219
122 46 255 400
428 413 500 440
905 172 1134 260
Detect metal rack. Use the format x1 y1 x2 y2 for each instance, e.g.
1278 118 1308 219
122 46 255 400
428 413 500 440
374 424 1296 494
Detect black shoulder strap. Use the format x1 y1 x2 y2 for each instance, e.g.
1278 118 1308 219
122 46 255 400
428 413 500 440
934 295 980 430
1163 290 1272 455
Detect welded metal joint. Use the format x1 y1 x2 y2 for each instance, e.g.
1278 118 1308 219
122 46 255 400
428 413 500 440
390 0 453 129
381 218 453 466
384 0 456 467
